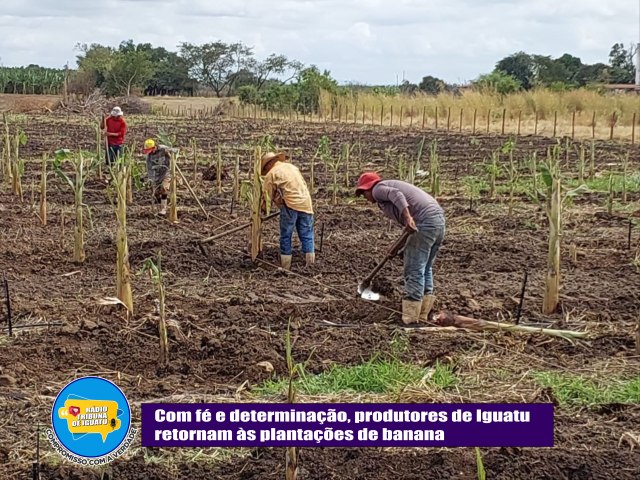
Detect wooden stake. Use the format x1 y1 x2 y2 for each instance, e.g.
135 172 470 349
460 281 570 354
517 111 522 136
501 108 506 134
486 110 490 133
571 111 576 140
175 163 209 219
422 106 426 129
447 107 451 131
553 111 557 137
459 108 463 133
472 109 477 134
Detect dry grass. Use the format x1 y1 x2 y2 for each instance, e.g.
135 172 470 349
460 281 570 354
145 96 238 116
317 89 640 141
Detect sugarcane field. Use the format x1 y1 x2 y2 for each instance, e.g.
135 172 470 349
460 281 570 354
3 5 640 476
0 96 638 479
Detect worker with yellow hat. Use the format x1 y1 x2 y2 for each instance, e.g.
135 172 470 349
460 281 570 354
261 151 315 270
143 139 177 216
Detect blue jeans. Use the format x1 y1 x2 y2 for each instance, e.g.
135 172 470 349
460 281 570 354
403 214 446 301
279 205 314 255
107 145 123 166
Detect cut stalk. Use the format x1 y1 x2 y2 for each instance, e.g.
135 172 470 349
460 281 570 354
216 145 223 194
2 113 11 183
285 322 298 480
589 139 595 180
577 144 585 183
343 142 351 187
435 312 588 341
530 152 537 200
543 168 561 314
168 150 179 223
114 160 134 315
39 154 47 226
429 139 440 197
537 143 586 315
54 150 95 264
622 152 629 204
191 138 197 185
11 130 26 199
144 253 168 366
233 153 240 203
607 170 614 215
95 123 103 180
249 146 264 261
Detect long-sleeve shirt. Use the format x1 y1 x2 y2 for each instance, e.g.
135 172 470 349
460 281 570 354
372 180 444 227
102 117 127 146
263 161 313 214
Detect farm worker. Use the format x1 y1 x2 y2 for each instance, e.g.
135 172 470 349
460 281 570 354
101 106 127 166
355 172 446 325
261 151 315 270
143 139 177 216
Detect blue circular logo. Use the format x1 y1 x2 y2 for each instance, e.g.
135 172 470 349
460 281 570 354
51 376 131 459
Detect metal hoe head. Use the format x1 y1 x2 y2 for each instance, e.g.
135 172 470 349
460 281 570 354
358 282 380 301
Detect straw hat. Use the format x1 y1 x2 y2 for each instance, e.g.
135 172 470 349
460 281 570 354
260 151 286 171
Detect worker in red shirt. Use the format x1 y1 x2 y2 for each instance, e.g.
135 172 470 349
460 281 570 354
101 106 127 166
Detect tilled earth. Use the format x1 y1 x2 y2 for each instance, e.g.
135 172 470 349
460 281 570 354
0 116 639 479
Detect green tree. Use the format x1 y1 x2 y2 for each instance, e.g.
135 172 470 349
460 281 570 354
556 54 583 83
495 52 534 90
532 55 569 86
245 54 303 90
608 43 635 83
179 41 253 97
418 75 446 94
106 47 154 96
75 43 116 90
473 71 521 95
295 66 339 113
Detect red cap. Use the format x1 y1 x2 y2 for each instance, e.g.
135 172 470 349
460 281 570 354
355 172 382 196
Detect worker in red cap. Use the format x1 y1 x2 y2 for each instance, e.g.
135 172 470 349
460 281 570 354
355 172 445 324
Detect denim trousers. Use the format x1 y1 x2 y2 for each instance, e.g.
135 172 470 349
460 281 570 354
279 205 315 255
107 145 123 166
403 214 446 301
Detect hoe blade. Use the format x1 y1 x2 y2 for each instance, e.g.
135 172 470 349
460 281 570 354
358 283 380 301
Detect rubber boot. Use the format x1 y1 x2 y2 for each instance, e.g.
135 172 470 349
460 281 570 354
280 254 292 271
419 294 436 323
401 299 423 325
305 252 315 267
159 199 168 215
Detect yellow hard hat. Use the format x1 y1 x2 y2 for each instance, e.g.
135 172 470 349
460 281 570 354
143 139 156 153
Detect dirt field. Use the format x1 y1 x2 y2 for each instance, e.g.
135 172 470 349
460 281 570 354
0 113 639 479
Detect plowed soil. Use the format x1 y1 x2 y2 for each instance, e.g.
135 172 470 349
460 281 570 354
1 115 639 479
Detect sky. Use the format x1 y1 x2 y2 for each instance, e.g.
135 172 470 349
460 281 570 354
0 0 638 85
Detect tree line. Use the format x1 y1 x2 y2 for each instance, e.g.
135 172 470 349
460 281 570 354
1 40 636 111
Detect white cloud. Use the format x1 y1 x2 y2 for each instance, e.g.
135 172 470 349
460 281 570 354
0 0 638 84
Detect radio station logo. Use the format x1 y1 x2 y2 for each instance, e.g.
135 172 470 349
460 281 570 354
47 376 137 466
